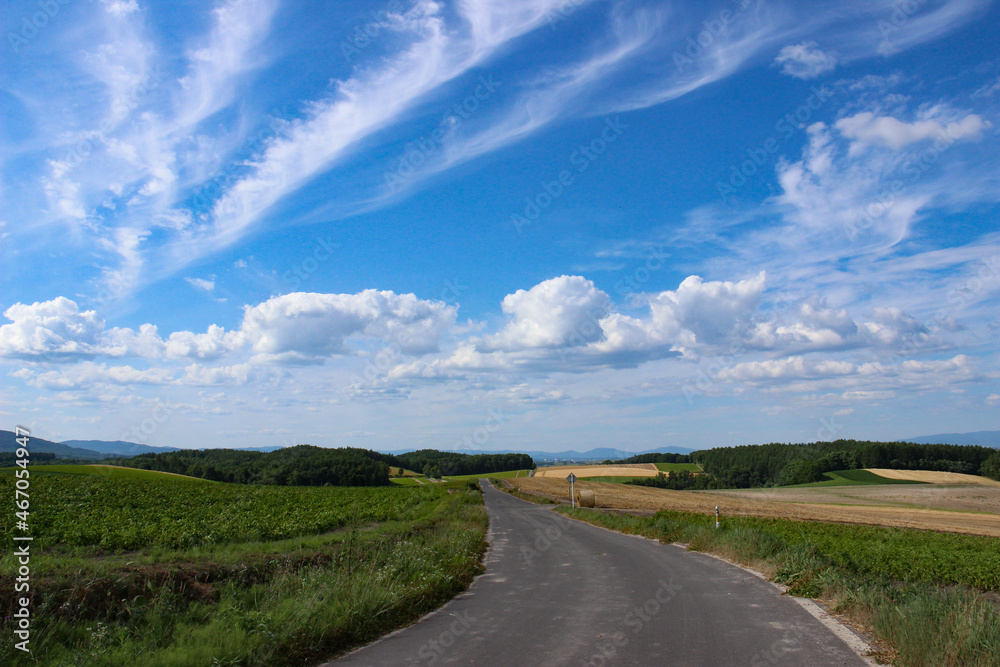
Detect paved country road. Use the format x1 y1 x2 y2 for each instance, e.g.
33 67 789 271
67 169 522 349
329 481 872 666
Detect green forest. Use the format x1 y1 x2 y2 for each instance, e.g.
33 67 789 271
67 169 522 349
622 440 1000 489
395 450 535 478
104 446 536 486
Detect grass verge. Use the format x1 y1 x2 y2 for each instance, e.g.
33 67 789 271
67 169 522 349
554 506 1000 666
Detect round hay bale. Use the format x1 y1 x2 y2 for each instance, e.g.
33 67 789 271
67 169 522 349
577 489 596 508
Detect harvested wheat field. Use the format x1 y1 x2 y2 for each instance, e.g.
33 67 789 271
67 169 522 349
507 477 1000 538
533 463 660 478
705 482 1000 515
864 469 1000 486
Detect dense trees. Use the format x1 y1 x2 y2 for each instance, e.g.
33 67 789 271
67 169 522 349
107 446 394 487
107 446 535 486
631 440 999 489
616 452 693 465
396 450 534 478
626 470 724 490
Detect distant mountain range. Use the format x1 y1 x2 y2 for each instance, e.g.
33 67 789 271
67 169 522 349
377 446 696 461
903 430 1000 447
61 440 182 457
1 431 107 460
5 430 994 463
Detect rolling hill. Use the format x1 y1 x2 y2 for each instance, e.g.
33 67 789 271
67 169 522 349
0 430 108 460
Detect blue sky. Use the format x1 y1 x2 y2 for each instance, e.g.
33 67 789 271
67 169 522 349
1 0 998 453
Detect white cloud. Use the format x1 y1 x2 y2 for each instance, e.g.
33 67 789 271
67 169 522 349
483 276 610 351
0 298 106 360
185 277 216 292
646 272 766 351
835 110 988 151
718 357 856 382
240 291 457 363
774 41 837 79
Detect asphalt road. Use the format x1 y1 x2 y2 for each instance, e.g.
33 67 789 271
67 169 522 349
330 481 870 666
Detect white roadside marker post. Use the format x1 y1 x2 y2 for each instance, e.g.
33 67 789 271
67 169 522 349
715 506 720 530
567 473 577 509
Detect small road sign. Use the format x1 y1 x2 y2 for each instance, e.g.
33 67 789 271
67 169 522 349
566 473 577 482
567 473 577 508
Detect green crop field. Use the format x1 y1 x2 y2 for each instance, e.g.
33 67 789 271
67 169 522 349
783 469 927 488
653 462 701 472
0 466 487 665
1 465 437 551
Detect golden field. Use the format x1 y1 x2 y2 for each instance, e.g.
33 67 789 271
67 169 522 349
506 474 1000 538
532 463 659 478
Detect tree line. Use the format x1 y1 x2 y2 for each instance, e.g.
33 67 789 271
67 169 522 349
626 440 1000 489
395 450 535 478
103 446 536 487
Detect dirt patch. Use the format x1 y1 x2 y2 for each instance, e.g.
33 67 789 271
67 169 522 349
508 478 1000 538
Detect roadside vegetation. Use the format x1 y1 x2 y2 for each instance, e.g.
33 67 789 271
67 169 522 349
0 466 488 665
557 506 1000 666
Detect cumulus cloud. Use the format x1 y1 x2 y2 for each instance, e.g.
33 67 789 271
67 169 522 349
241 291 457 363
0 298 106 360
774 41 837 79
646 272 766 351
483 276 610 351
835 110 988 152
0 290 456 366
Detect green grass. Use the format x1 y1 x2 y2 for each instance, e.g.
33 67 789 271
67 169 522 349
556 506 1000 666
444 469 531 481
0 469 488 666
783 469 927 488
653 462 701 472
3 463 212 482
